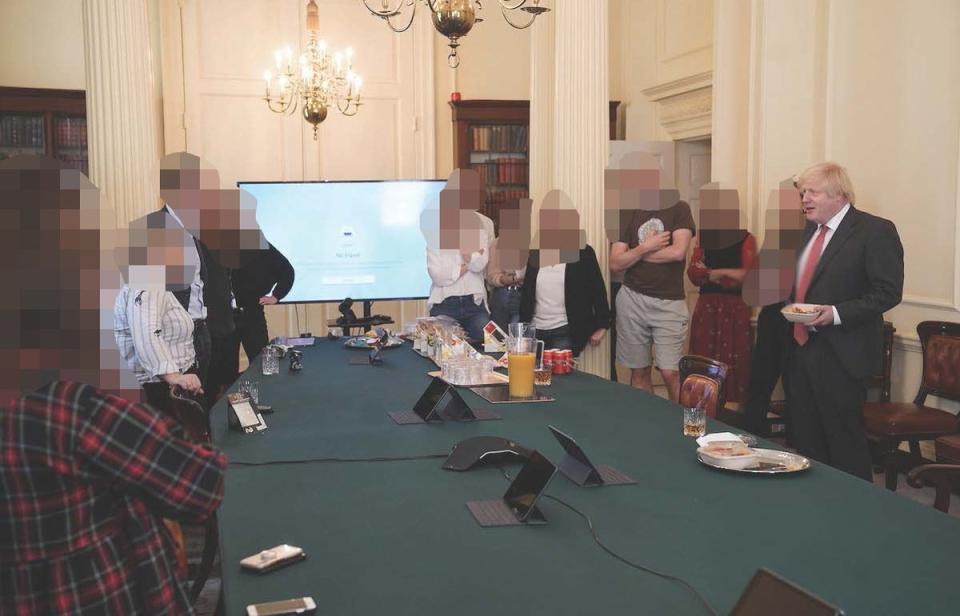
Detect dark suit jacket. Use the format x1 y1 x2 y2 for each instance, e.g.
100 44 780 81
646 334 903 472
794 206 903 379
159 205 235 337
232 243 295 310
519 245 611 356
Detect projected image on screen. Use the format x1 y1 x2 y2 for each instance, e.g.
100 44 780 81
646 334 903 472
240 180 443 303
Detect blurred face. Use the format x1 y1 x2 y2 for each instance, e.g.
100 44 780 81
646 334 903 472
799 178 846 225
0 162 108 402
159 163 221 233
698 186 744 250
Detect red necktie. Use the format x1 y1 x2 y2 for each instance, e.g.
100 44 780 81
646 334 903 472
793 225 829 346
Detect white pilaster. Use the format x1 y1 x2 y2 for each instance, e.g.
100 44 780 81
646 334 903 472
529 6 555 224
553 1 610 378
82 0 161 228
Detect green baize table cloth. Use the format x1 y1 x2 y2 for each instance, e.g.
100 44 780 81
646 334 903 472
212 341 960 615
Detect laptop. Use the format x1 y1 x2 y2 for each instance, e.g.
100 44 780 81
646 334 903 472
730 568 845 616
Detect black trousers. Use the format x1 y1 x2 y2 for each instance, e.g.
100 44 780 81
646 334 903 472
193 319 212 387
234 306 270 364
742 303 789 436
785 333 872 481
204 333 238 409
221 306 271 385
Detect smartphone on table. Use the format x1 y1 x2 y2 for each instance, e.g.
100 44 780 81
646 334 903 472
246 597 316 616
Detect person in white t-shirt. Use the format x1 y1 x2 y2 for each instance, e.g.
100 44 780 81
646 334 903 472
518 191 610 355
421 169 494 343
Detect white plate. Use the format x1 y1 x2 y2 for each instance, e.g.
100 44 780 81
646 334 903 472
781 303 820 324
697 448 811 474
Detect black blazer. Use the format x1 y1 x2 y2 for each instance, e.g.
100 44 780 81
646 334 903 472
232 243 295 310
519 245 611 356
793 206 903 379
160 205 235 337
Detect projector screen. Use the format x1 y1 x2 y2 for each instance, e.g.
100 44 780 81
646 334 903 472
240 180 444 304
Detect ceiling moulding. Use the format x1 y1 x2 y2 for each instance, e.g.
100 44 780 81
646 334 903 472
642 70 712 140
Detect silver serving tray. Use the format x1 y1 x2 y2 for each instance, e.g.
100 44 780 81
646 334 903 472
697 448 811 474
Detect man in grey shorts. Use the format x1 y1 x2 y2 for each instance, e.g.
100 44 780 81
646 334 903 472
607 153 695 401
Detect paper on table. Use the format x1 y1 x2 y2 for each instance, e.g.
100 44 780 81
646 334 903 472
696 432 744 447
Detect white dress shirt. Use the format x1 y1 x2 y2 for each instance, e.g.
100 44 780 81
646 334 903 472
114 286 196 384
533 263 568 330
165 205 207 320
426 212 495 307
796 202 850 326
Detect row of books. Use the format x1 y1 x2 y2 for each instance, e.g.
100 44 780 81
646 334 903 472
1 114 44 148
473 159 529 186
484 188 529 205
471 124 528 152
56 117 87 149
57 153 89 175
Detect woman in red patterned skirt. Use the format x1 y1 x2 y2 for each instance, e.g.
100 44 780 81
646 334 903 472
687 228 757 405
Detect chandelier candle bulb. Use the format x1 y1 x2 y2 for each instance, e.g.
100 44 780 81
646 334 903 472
263 1 363 138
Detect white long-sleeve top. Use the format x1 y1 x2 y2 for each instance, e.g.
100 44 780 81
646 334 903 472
426 212 494 307
113 286 196 384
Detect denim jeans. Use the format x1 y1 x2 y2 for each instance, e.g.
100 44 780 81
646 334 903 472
489 286 522 332
537 325 573 353
429 295 490 344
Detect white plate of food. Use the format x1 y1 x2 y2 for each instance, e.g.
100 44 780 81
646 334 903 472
781 303 821 323
697 446 810 474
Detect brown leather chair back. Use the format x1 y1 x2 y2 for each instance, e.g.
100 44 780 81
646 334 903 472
679 374 722 418
917 321 960 404
678 354 729 416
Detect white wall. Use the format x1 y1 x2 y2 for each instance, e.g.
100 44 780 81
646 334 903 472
712 0 960 411
0 0 85 90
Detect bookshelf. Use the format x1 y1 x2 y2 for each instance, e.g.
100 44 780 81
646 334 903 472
0 87 88 175
451 99 619 230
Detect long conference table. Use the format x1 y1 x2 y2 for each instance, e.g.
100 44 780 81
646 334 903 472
211 340 960 615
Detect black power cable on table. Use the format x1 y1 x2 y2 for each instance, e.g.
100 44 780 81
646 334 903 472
229 453 449 466
230 454 719 615
495 464 719 616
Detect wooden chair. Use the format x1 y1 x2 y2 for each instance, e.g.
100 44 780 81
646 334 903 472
906 433 960 513
168 386 220 606
864 321 960 491
678 355 729 418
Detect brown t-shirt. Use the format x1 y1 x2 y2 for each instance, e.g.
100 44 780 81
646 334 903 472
620 200 696 300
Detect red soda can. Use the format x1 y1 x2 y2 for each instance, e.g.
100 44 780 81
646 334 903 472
543 349 555 371
547 349 561 374
559 349 573 374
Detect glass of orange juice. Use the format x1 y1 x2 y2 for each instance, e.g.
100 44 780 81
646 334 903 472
507 323 537 399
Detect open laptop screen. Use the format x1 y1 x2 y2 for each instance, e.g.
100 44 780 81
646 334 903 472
730 569 844 616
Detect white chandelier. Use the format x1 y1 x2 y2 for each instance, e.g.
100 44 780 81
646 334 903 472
361 0 549 67
263 0 363 139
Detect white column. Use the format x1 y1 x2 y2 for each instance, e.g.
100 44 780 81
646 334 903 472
553 1 610 378
82 0 161 228
529 7 555 224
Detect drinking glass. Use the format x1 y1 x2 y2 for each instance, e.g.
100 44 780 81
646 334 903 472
239 379 260 407
261 346 280 375
683 407 706 437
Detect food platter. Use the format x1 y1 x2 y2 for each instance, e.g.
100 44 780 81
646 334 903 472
697 448 811 474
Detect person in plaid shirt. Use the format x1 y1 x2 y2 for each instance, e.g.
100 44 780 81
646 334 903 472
0 156 227 615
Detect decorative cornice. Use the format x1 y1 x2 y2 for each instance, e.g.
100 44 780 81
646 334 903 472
641 70 713 101
642 71 713 140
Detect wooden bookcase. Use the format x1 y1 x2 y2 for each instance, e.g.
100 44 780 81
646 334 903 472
0 87 88 175
450 99 620 229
